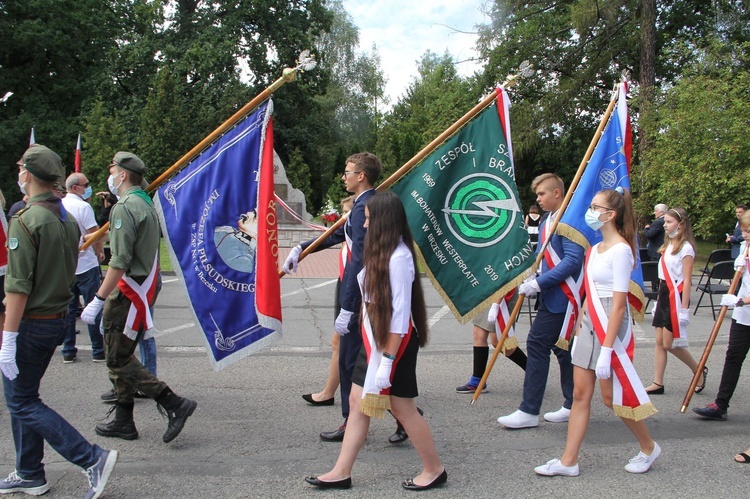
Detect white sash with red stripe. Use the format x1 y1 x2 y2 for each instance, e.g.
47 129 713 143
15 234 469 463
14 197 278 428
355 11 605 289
117 254 159 341
358 303 413 418
338 241 349 281
541 215 583 350
494 290 518 351
0 214 7 275
659 255 688 347
583 248 657 421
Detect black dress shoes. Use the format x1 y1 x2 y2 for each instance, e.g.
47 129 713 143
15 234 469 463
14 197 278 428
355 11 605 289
305 476 352 489
389 407 424 444
320 423 346 442
302 394 335 406
402 469 448 491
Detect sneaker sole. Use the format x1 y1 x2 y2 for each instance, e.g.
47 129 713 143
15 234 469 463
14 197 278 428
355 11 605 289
455 388 488 394
163 400 197 443
534 468 579 477
0 482 51 496
497 421 539 429
90 450 118 499
543 415 570 423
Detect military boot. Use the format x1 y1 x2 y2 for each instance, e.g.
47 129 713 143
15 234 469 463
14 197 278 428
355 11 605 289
95 402 138 440
158 392 197 443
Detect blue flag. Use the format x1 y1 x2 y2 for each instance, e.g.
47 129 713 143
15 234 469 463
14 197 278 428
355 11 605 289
558 88 645 315
155 100 282 371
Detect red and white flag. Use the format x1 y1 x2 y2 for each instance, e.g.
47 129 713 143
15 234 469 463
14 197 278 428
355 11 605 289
74 133 82 172
29 127 35 145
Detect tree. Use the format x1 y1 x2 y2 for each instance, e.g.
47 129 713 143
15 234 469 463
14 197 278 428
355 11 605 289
639 41 750 239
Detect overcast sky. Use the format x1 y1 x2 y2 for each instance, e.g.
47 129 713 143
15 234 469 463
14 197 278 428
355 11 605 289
341 0 490 105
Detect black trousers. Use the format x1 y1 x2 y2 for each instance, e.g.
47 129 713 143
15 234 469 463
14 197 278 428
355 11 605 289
716 319 750 411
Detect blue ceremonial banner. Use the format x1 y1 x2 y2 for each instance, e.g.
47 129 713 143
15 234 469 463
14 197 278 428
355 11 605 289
155 100 282 371
558 85 645 315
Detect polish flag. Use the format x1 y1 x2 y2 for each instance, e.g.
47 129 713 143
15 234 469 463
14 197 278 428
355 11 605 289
74 133 82 172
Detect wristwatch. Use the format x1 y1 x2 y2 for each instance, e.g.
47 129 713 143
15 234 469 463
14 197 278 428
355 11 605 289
737 298 746 308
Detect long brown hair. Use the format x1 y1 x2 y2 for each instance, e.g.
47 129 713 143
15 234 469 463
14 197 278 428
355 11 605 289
600 188 637 268
659 207 697 255
363 191 428 349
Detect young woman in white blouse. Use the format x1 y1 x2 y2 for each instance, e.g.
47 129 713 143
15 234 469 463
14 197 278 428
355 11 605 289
535 188 660 477
305 191 446 491
645 207 706 395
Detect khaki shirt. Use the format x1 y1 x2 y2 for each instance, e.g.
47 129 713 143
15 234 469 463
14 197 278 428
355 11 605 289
108 186 160 277
5 191 79 314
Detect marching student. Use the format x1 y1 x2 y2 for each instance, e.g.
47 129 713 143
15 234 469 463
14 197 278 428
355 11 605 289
535 187 659 477
305 191 446 491
693 210 750 421
644 207 705 395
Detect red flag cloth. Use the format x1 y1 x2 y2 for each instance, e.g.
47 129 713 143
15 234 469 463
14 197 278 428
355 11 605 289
74 133 82 172
255 117 282 330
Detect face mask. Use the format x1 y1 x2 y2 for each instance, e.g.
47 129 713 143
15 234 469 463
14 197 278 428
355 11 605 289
82 186 93 200
108 173 122 196
668 228 679 239
585 208 606 230
17 170 27 195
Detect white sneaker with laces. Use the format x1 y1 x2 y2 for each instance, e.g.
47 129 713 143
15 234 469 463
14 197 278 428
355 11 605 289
543 406 571 423
496 409 539 429
534 458 580 477
624 441 661 473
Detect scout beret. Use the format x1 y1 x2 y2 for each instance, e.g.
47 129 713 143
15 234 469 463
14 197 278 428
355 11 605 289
22 145 64 183
112 151 146 175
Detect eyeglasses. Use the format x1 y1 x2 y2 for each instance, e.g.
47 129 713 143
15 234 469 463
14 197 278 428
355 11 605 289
589 204 613 213
343 170 362 176
79 182 90 187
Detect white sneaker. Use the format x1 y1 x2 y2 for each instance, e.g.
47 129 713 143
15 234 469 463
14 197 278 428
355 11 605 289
534 458 580 477
497 409 539 429
544 407 571 423
624 442 661 473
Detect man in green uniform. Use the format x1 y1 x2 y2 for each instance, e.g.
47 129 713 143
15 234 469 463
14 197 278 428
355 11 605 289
1 144 117 498
82 151 197 443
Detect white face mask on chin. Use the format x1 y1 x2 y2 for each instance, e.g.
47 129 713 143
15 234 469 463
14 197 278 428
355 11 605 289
17 170 28 195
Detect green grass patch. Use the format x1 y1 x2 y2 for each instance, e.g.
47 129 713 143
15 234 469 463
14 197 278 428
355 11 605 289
159 238 174 272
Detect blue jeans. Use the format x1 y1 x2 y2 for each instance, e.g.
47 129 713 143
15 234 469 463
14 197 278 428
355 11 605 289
3 318 102 480
139 337 157 376
62 266 104 358
519 305 574 415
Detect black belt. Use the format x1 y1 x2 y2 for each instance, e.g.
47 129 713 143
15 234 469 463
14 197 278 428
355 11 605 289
23 311 68 320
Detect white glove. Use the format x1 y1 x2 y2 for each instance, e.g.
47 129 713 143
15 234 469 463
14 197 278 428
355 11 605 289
595 346 613 380
81 296 105 325
518 278 540 296
487 303 500 323
282 245 302 274
0 331 19 381
375 357 394 389
650 302 657 317
721 294 738 308
678 308 690 327
334 309 353 336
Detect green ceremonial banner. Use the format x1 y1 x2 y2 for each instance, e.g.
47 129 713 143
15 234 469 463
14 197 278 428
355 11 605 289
391 93 533 323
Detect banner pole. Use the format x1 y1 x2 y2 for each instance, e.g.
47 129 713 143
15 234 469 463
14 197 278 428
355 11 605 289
283 63 534 278
471 83 621 405
82 53 316 251
680 243 749 412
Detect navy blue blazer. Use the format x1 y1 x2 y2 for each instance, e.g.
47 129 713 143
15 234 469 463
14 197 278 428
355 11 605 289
535 212 585 314
301 189 375 323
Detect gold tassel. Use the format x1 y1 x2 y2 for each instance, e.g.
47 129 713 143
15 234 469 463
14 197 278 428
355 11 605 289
613 402 659 421
502 336 519 353
555 337 570 351
359 393 391 419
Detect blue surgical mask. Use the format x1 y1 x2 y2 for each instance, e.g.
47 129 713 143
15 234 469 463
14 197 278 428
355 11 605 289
82 186 93 200
585 208 605 231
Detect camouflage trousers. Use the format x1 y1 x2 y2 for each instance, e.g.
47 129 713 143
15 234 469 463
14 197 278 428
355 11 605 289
102 287 167 404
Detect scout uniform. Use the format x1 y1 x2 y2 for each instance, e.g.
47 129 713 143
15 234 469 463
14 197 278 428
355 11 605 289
1 145 117 497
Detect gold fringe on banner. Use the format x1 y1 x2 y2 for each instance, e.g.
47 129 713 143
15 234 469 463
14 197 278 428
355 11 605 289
555 337 570 351
359 393 391 419
502 336 519 353
613 402 658 421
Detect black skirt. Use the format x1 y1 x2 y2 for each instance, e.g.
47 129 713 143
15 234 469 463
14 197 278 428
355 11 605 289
352 330 419 398
651 280 675 332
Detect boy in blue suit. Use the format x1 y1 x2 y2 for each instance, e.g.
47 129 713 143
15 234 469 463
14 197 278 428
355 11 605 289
496 173 584 429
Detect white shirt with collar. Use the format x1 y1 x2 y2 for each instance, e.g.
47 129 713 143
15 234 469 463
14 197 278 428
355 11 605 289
62 193 99 274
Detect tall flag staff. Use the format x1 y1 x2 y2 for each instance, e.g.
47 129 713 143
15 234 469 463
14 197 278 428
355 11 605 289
74 133 82 173
81 50 317 251
681 243 750 412
282 61 535 280
472 81 625 405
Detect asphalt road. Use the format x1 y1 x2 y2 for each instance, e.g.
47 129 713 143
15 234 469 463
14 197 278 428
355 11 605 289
1 275 748 498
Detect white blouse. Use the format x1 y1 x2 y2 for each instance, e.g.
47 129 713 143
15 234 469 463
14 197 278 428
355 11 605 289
587 242 633 298
657 242 695 282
